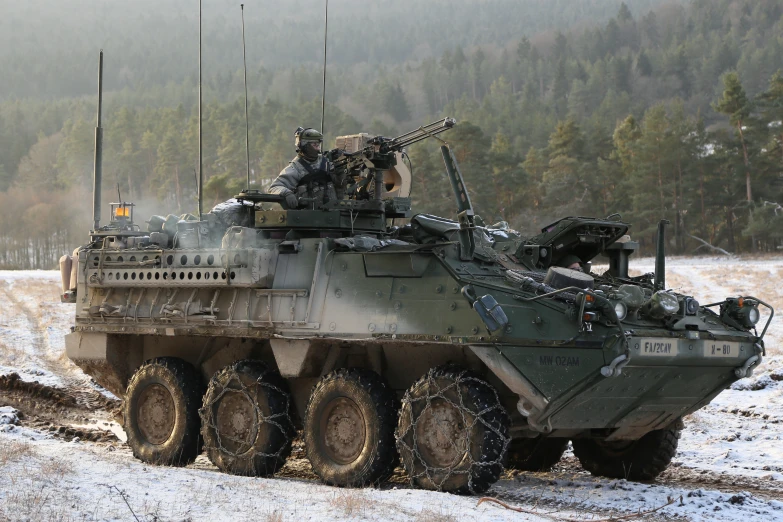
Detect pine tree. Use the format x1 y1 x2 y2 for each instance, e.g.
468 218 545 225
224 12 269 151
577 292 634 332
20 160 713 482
54 118 93 188
636 50 653 76
625 105 676 242
541 119 589 217
712 71 753 202
154 130 184 212
552 58 569 118
488 131 520 223
522 146 546 219
666 45 691 98
751 70 783 249
516 37 531 64
618 3 633 23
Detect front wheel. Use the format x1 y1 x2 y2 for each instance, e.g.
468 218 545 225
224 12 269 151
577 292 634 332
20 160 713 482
572 426 681 481
396 365 510 495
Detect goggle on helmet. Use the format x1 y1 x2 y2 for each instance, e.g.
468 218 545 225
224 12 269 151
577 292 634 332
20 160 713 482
294 127 324 150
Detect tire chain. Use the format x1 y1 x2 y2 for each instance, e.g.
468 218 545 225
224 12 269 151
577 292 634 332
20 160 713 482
199 363 295 469
396 366 510 494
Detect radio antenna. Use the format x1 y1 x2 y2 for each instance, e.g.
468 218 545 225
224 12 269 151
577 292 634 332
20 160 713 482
92 50 104 232
241 4 251 189
197 0 203 218
320 0 328 134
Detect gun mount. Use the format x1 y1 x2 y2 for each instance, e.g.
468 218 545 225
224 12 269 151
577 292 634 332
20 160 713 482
235 117 456 235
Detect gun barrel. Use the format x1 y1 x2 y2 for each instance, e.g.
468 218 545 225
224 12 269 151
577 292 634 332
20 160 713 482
388 117 456 151
331 117 456 171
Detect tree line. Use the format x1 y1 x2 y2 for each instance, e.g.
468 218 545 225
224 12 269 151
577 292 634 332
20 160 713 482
1 0 782 268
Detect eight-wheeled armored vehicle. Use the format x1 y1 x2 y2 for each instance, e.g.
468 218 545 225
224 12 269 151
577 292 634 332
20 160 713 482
61 113 773 494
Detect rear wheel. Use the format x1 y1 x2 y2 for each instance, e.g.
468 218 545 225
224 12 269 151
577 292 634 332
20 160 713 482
200 360 295 476
123 357 203 466
572 426 680 481
507 437 569 472
396 365 510 494
304 368 398 487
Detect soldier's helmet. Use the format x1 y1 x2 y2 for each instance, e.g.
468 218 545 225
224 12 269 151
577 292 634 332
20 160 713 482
294 127 324 159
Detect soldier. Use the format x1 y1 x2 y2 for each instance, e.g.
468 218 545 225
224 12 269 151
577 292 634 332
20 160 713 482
558 254 584 272
268 127 336 209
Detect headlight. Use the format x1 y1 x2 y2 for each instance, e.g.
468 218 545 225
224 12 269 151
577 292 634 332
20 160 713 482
617 284 645 309
722 297 761 328
641 291 680 319
735 300 760 327
612 300 628 321
683 297 700 315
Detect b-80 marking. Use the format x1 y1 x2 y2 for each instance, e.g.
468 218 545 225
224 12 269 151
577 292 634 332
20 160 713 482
707 342 738 358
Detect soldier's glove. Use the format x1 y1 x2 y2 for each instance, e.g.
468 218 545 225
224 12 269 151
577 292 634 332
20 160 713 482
284 192 299 209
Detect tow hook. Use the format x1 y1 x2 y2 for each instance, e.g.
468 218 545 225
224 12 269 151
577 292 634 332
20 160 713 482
601 354 628 377
734 343 763 379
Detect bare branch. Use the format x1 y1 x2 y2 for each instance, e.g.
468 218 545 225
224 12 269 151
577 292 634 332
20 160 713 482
476 497 556 518
685 232 732 256
98 484 140 522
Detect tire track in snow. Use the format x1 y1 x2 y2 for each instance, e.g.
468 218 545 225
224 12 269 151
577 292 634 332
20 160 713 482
0 278 90 390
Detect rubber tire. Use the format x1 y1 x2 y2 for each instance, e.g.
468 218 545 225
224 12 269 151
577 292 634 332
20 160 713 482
396 365 510 495
123 357 203 466
572 427 680 481
507 437 569 472
304 368 398 487
200 360 294 477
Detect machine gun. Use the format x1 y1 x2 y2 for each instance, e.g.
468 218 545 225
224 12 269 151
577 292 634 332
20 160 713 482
327 117 456 201
237 118 456 209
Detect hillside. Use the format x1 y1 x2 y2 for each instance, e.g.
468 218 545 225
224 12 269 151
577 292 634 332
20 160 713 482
1 0 783 269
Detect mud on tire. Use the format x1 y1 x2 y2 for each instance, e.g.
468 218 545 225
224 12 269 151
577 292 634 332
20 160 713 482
123 357 203 466
396 365 510 495
200 360 295 476
507 437 569 472
304 368 398 487
572 426 681 481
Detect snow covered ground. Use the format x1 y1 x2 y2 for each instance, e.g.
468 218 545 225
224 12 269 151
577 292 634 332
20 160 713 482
0 258 782 521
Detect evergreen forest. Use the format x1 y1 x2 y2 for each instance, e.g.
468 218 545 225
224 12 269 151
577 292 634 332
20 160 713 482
1 0 783 268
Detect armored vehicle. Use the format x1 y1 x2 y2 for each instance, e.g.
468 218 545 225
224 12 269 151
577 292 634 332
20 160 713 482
61 111 773 493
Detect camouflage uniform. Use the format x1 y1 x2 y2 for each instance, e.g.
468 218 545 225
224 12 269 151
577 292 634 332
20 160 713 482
268 155 337 208
269 155 331 195
268 127 339 208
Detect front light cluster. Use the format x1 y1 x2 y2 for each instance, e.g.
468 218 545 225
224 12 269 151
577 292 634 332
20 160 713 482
612 300 628 321
640 291 680 319
722 297 761 329
681 297 700 315
606 284 645 322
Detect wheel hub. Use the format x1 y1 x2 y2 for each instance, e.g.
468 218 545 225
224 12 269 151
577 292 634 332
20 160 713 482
415 399 469 468
321 397 366 464
136 383 176 445
215 390 258 454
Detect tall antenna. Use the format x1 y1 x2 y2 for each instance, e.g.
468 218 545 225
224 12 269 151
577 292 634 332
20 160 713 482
92 50 104 232
241 4 251 189
198 0 203 218
320 0 328 134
